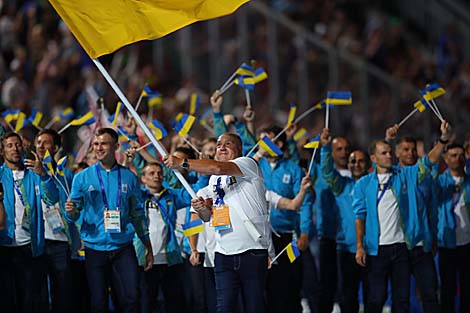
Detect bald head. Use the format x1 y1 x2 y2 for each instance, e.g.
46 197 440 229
332 137 350 169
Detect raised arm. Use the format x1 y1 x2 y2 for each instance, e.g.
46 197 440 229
163 155 243 177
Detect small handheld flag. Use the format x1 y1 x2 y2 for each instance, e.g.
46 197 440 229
15 112 27 132
56 156 68 177
326 91 352 106
174 113 196 137
293 128 308 141
235 63 255 77
28 109 43 128
2 109 20 123
109 101 123 126
421 83 446 101
287 103 296 127
258 136 283 157
42 150 55 176
182 219 205 237
303 135 320 149
141 84 162 108
253 67 268 84
189 93 200 115
286 240 301 263
148 119 168 140
234 76 255 90
70 111 96 126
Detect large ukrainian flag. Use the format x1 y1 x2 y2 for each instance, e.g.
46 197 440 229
49 0 250 58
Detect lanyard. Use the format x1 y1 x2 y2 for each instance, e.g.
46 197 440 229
214 177 225 205
377 176 392 206
95 164 121 210
453 185 464 210
13 179 25 207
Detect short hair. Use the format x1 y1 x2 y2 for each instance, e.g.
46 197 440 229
1 132 22 147
95 128 118 143
350 149 371 168
368 139 391 155
446 142 465 152
218 132 243 150
201 137 217 146
142 162 163 174
37 129 61 148
175 146 197 160
396 136 416 147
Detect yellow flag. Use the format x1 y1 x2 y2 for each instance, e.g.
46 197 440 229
49 0 250 58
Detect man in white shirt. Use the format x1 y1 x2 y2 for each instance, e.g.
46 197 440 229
164 132 273 313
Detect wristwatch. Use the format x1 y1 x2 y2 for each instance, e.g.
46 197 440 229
180 158 190 170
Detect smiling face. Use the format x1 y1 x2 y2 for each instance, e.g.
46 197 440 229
93 133 118 164
2 134 23 168
36 133 58 159
216 134 242 161
348 150 370 180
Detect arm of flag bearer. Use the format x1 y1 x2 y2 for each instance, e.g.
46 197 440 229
397 83 446 127
325 91 352 129
270 240 300 264
49 0 251 199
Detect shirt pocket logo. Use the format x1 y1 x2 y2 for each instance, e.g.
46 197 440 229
282 174 291 184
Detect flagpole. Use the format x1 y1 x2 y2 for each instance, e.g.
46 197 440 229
325 104 330 129
307 147 318 175
245 90 251 108
200 123 215 135
182 136 202 155
44 119 57 129
423 98 444 122
134 93 144 112
397 108 419 127
58 122 72 134
135 141 152 152
270 244 289 264
92 58 197 198
219 63 242 92
220 80 235 95
429 99 444 120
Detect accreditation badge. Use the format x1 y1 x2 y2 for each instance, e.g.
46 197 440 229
44 205 65 233
104 210 121 233
211 205 231 231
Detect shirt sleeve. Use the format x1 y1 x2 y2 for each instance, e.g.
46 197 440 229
265 190 282 209
231 157 259 179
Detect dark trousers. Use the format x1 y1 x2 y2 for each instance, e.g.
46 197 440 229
85 244 140 313
439 244 470 313
267 233 302 313
204 266 217 313
365 243 410 313
187 253 217 313
70 259 91 313
317 237 337 313
146 263 185 313
43 240 73 313
0 245 45 313
337 250 366 313
409 246 439 313
214 249 268 313
301 246 319 313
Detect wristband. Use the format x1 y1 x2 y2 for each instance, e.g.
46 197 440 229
439 138 449 144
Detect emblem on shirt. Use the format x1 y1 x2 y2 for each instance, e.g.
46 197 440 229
35 185 40 195
282 174 291 184
88 185 95 192
122 184 128 193
401 183 407 194
227 176 237 186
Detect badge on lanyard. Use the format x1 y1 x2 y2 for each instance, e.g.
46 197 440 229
104 209 121 233
44 205 65 233
96 165 122 233
211 177 231 231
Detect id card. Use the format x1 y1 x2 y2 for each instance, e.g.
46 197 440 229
104 210 121 233
211 205 231 231
44 207 65 233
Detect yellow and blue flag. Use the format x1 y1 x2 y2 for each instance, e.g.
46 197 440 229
53 107 74 122
142 84 163 108
413 99 428 112
303 135 320 149
293 128 308 141
253 67 268 84
258 136 283 157
42 150 55 176
28 109 43 127
189 93 200 115
108 101 123 126
235 63 255 77
56 156 68 177
313 101 326 110
198 108 212 126
421 83 446 101
182 219 205 237
287 103 296 126
2 109 20 123
174 113 196 137
326 91 352 106
15 112 27 132
234 76 255 90
148 119 168 140
49 0 249 59
69 111 96 126
286 240 300 263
